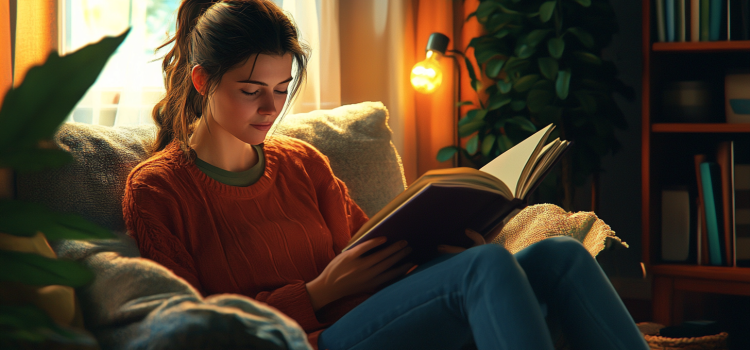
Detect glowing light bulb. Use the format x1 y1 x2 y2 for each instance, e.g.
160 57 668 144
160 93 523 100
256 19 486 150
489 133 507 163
410 50 443 94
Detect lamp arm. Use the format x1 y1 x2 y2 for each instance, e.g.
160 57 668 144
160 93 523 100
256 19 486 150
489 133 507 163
444 50 464 167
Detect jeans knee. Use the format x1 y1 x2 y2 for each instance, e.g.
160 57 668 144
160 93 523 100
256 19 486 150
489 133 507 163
465 244 515 271
527 236 590 265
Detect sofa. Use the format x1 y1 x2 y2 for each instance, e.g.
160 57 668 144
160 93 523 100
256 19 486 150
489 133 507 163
14 101 624 349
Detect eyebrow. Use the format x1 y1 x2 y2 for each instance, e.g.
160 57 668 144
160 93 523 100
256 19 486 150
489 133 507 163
237 77 294 86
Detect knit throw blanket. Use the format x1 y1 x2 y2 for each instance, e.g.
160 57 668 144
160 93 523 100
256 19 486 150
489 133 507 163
492 203 628 257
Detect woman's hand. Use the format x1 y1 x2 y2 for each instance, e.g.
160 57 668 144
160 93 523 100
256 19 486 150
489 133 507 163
306 237 414 311
436 228 486 254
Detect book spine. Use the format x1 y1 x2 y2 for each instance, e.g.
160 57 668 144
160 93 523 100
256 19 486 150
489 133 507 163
710 0 723 40
658 0 667 42
701 162 725 266
735 164 750 265
668 0 677 41
702 0 711 40
692 0 702 41
680 0 687 41
728 0 732 40
717 141 735 267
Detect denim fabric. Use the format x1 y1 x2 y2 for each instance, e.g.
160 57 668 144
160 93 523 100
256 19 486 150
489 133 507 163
318 236 648 350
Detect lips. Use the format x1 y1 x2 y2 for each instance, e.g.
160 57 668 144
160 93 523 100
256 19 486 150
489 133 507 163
251 123 273 131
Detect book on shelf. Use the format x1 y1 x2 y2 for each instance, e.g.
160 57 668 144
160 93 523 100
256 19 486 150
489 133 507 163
699 162 726 265
692 0 701 41
702 0 711 40
679 0 687 41
716 141 735 266
668 0 677 41
734 163 750 266
658 0 668 42
694 154 711 265
343 124 571 263
661 186 696 262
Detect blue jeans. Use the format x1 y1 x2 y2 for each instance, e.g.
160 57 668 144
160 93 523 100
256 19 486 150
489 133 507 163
318 236 649 350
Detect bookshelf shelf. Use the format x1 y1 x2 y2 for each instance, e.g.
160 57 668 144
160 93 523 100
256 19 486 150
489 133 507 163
652 123 750 133
643 0 750 327
652 41 750 53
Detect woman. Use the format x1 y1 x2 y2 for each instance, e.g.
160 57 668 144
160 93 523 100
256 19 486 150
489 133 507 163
123 1 649 349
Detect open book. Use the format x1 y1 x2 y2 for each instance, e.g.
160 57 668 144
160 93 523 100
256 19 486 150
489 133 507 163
343 124 571 263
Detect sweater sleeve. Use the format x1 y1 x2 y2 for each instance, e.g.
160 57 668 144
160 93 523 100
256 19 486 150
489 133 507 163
252 281 330 332
123 183 204 295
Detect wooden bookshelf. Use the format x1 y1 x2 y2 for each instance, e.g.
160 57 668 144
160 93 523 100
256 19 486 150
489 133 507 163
642 0 750 327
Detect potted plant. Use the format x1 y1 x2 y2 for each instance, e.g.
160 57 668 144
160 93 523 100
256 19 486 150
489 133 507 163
438 0 634 210
0 30 128 348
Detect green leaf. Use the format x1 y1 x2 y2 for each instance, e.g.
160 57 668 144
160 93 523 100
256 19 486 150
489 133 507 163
459 109 480 126
472 80 484 92
482 134 496 156
514 74 540 92
515 44 535 59
573 0 592 7
532 79 555 91
504 58 530 74
466 135 479 155
0 148 74 173
457 100 475 107
556 69 572 100
507 116 537 133
548 37 565 59
459 120 485 137
511 100 527 111
494 29 511 39
0 29 130 151
476 1 501 21
497 80 513 94
527 90 554 113
537 57 559 80
573 51 602 65
488 94 512 111
475 46 503 64
526 29 553 48
466 11 477 21
567 27 595 48
0 305 96 344
464 56 478 84
0 250 94 287
437 146 459 162
497 134 514 153
539 1 557 23
0 200 115 240
486 59 506 78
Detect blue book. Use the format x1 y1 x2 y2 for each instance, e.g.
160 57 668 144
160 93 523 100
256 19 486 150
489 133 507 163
667 0 676 42
709 0 723 40
700 162 725 266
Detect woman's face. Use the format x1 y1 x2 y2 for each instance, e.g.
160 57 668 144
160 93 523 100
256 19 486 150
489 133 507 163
203 53 293 145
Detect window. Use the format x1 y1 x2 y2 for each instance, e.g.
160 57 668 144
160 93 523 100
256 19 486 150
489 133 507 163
62 0 179 126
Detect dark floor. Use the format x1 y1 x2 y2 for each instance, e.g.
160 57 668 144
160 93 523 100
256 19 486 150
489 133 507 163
623 295 750 350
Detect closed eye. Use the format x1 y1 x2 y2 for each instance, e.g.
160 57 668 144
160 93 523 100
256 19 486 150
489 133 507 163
241 90 289 96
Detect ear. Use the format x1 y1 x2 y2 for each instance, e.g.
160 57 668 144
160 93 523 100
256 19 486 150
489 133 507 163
191 65 208 96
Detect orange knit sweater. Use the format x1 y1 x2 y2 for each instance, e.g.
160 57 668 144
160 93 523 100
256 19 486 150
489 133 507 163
122 135 370 348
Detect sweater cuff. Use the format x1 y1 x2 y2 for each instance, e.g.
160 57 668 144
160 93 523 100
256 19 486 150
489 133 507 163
254 280 329 332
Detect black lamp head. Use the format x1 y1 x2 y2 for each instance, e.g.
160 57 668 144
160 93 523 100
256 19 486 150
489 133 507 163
426 32 449 55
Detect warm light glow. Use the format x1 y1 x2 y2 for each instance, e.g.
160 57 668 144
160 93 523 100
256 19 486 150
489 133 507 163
410 50 443 94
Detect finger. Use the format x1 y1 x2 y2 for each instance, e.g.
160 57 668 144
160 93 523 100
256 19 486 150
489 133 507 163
465 228 486 247
371 262 416 287
349 236 388 257
370 244 412 274
437 245 466 254
363 240 408 267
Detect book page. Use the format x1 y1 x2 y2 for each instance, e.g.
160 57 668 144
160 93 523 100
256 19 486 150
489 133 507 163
480 124 555 198
518 139 570 199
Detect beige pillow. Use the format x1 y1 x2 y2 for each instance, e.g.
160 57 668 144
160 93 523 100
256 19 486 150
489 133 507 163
491 203 627 257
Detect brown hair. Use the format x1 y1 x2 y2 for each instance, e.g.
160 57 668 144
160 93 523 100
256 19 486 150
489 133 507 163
151 0 310 156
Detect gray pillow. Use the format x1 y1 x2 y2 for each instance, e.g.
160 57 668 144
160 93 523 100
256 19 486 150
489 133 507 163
16 101 405 231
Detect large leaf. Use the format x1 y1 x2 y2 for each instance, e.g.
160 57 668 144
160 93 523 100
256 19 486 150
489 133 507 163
466 135 479 155
0 148 74 173
459 120 485 137
507 116 537 133
0 29 130 151
527 90 554 113
539 1 557 23
556 69 572 100
488 94 512 111
482 134 496 156
0 200 115 240
486 58 506 78
567 27 595 48
573 51 602 65
497 134 514 153
497 80 513 94
437 146 459 162
548 37 565 59
464 56 480 92
525 29 553 47
476 1 501 21
0 250 94 287
514 74 540 92
538 57 559 80
459 109 488 126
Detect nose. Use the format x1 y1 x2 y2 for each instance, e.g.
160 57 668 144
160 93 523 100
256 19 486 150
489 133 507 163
258 91 278 116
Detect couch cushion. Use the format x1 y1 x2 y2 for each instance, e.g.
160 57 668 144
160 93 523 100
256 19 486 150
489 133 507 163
16 101 405 232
